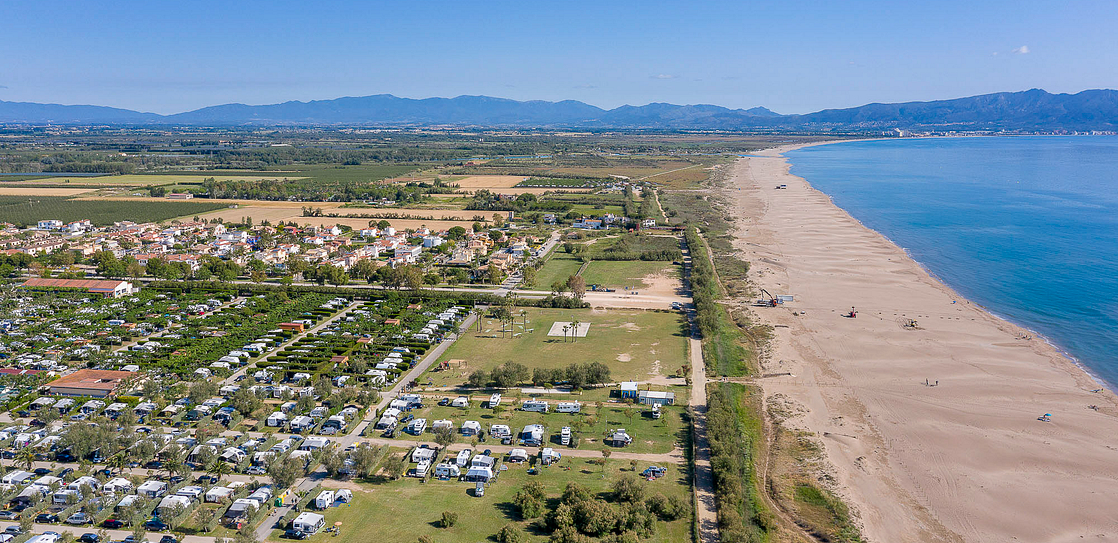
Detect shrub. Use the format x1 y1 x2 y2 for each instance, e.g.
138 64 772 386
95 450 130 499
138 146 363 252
440 510 458 528
496 524 525 543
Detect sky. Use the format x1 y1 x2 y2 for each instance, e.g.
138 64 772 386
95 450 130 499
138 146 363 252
1 0 1116 115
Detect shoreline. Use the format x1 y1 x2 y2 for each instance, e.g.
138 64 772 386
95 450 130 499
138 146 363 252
726 144 1118 542
775 138 1114 393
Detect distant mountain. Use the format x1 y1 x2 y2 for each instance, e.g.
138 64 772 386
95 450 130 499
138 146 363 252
0 100 161 124
1 89 1116 130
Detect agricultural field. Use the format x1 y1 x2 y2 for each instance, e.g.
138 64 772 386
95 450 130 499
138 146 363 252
0 187 97 196
266 456 692 543
428 308 689 387
0 195 226 226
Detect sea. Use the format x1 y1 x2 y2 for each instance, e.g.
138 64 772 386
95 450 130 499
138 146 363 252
785 136 1118 388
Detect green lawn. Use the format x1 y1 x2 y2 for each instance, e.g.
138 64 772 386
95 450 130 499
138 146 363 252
427 308 689 386
534 253 584 289
266 457 692 543
373 399 687 454
580 260 678 290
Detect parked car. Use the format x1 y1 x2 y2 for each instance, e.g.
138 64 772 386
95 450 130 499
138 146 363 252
283 529 309 540
0 511 19 520
438 398 450 406
145 518 169 531
66 512 92 525
102 519 125 529
3 527 21 535
36 513 60 524
78 534 100 543
33 468 51 476
159 536 178 543
58 468 74 478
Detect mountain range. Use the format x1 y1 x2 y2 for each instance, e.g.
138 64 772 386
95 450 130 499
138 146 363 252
1 88 1117 131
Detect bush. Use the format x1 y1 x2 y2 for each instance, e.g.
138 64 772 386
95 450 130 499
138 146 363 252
515 481 547 519
441 510 458 528
612 474 645 503
646 493 689 521
496 524 525 543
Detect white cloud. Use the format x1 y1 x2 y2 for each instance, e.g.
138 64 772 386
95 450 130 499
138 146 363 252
1012 45 1030 54
651 74 677 80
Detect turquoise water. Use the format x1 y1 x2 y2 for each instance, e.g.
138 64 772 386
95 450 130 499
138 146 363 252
785 136 1118 387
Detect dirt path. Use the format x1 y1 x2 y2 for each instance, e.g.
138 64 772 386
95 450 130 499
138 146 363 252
690 334 718 543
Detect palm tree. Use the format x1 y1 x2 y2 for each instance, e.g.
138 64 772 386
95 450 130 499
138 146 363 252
209 459 231 482
570 319 580 343
16 448 35 471
106 453 127 476
562 324 570 343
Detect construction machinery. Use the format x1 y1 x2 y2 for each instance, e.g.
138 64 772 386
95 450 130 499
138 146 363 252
754 288 780 307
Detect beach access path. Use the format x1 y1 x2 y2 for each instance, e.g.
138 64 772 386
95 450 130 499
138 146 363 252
727 148 1118 542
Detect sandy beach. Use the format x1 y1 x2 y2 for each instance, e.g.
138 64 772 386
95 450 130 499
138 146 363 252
728 145 1118 542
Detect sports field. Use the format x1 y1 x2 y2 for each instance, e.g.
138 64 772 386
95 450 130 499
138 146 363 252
430 308 688 387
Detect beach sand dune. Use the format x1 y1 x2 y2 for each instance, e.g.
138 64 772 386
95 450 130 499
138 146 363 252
729 148 1118 542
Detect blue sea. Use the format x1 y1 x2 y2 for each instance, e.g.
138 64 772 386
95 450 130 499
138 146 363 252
785 136 1118 388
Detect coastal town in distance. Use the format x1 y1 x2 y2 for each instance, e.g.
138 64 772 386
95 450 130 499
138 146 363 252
3 2 1118 543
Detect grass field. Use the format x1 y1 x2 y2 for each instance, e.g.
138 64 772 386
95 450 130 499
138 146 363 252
0 195 227 226
376 399 687 453
581 261 677 290
533 253 584 288
429 308 688 387
265 456 692 543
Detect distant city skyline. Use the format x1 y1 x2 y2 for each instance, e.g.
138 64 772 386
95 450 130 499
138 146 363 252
2 0 1116 114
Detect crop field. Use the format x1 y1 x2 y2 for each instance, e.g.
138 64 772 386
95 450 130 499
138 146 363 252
0 187 97 196
429 308 689 386
453 175 527 188
0 195 227 226
265 456 692 543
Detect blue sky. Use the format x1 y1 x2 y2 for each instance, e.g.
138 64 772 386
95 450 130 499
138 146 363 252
1 0 1116 114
